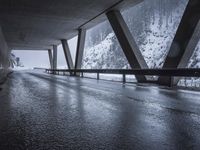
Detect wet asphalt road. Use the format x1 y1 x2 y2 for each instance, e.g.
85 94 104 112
0 70 200 150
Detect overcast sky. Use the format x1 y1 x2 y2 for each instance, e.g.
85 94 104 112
12 36 78 69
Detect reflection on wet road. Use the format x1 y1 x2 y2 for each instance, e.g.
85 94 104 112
0 70 200 149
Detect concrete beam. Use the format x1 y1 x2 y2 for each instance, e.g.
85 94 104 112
106 10 148 82
75 29 86 71
61 39 74 70
53 45 57 69
158 0 200 86
48 49 53 69
178 21 200 69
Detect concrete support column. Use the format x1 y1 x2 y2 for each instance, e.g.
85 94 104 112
48 49 53 69
106 10 148 83
75 29 86 72
158 0 200 86
53 45 57 70
61 39 74 70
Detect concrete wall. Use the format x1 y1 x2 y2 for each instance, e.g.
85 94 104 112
0 26 11 83
0 26 10 67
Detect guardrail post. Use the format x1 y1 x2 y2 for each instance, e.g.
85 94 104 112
123 74 126 84
81 72 84 78
97 73 100 80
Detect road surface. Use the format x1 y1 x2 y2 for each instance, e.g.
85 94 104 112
0 70 200 149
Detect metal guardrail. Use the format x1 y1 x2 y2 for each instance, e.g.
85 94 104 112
34 67 47 70
45 68 200 83
45 68 200 77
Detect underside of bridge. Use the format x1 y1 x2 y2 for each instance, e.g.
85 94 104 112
0 0 200 149
0 0 140 50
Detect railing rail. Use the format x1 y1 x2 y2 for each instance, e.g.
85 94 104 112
45 68 200 77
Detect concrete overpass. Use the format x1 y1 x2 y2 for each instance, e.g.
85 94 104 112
0 0 199 85
0 0 200 149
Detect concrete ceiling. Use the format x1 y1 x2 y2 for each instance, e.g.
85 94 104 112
0 0 141 50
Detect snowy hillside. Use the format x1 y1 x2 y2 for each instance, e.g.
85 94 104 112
82 0 190 69
82 0 200 87
82 32 129 69
123 0 189 68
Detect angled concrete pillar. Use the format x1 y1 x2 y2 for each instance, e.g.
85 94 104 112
61 39 74 70
48 49 53 69
75 29 86 75
173 20 200 85
106 10 148 82
53 45 57 70
158 0 200 86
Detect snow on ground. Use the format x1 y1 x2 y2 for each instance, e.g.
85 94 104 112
13 67 33 71
83 73 136 82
